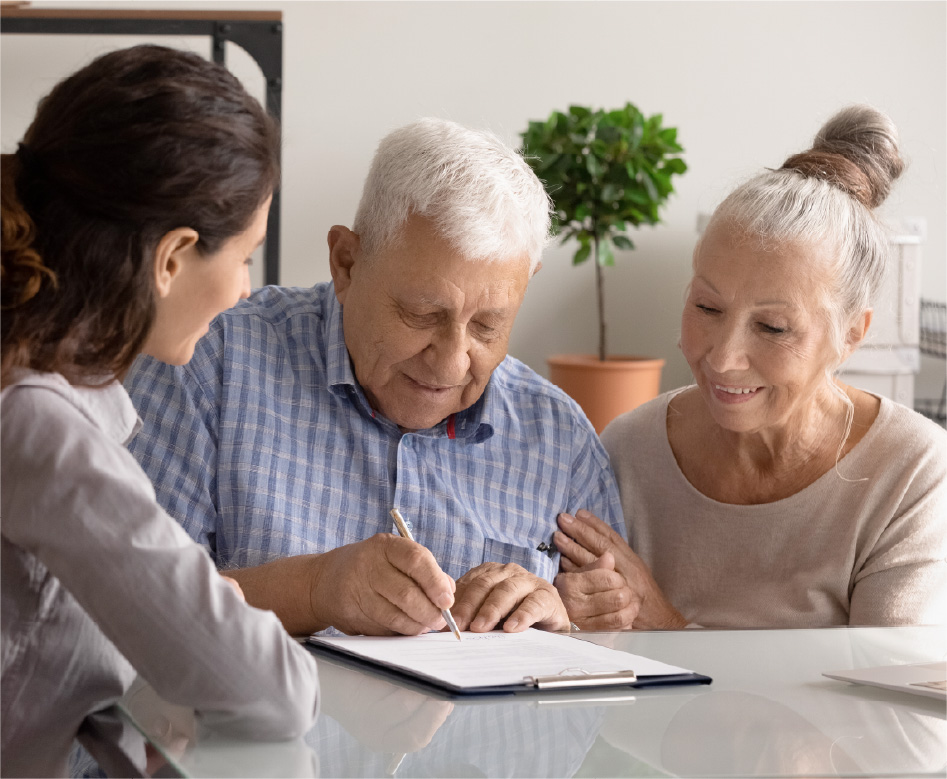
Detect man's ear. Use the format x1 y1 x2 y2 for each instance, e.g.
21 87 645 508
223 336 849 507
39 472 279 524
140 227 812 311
842 308 873 360
327 225 362 304
153 228 200 298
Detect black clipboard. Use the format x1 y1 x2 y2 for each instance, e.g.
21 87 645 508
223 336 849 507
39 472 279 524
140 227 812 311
306 630 712 697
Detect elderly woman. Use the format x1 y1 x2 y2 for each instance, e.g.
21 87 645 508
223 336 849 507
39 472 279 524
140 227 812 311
555 105 947 630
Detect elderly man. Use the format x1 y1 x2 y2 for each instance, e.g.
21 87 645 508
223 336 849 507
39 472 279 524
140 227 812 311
126 118 626 636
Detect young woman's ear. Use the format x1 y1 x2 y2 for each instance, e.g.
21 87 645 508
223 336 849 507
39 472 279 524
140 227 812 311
152 228 200 297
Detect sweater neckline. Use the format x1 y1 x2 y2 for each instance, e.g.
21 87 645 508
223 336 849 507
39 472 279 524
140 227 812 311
657 385 890 510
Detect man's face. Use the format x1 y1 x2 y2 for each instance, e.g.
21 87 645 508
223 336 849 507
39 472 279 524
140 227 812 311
331 215 532 431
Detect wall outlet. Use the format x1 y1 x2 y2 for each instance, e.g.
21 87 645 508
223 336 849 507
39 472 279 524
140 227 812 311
901 216 927 242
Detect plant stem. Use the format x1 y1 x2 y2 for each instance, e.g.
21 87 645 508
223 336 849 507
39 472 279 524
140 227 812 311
593 233 606 361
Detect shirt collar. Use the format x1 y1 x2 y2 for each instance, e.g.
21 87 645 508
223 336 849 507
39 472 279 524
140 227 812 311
322 283 495 442
324 285 358 392
447 379 496 443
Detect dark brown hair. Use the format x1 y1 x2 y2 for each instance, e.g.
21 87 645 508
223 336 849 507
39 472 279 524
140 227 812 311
1 44 280 388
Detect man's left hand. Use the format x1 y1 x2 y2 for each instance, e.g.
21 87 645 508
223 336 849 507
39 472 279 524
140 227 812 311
451 562 569 633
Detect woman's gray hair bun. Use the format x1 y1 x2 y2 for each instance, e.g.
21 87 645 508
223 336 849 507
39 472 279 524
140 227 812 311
781 105 904 209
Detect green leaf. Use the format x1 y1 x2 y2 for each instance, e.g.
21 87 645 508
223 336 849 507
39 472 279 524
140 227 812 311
651 170 672 196
519 101 686 271
626 187 650 205
597 238 615 267
585 155 603 179
538 153 561 172
573 234 592 265
641 173 659 202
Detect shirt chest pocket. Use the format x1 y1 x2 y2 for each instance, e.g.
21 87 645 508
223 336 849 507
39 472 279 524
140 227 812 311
482 537 559 584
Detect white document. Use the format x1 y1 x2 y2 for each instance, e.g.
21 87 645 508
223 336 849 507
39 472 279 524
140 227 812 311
823 661 947 701
308 628 698 693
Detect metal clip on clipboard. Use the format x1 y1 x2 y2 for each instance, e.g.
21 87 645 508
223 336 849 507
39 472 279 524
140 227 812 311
524 668 638 689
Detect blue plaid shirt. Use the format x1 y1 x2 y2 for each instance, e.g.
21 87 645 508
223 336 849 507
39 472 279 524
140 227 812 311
125 283 625 584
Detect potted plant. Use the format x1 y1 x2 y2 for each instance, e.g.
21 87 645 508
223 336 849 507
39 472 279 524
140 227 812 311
520 103 687 432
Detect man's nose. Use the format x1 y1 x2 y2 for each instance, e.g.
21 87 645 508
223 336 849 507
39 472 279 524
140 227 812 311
425 324 471 383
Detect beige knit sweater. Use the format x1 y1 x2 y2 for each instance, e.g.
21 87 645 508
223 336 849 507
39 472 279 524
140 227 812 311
600 388 947 628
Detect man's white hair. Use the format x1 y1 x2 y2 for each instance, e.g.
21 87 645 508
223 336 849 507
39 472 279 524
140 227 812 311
353 118 552 273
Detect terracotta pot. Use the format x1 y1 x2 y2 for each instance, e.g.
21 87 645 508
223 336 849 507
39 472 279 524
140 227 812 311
547 354 665 434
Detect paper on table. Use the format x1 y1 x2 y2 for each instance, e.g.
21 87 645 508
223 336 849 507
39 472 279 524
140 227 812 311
823 661 947 701
308 628 694 690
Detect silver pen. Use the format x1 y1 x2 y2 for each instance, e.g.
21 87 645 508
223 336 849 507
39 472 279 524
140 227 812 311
389 508 462 641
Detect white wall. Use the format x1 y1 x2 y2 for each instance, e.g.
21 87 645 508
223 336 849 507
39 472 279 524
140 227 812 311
3 0 945 400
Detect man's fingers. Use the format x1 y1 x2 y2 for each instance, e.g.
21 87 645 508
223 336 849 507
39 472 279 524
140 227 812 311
374 562 449 633
452 564 518 630
453 562 567 633
451 565 505 630
322 535 453 635
353 570 446 636
503 587 569 632
462 568 528 631
385 536 455 610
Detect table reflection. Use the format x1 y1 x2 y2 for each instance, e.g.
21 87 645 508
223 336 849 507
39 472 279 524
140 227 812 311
592 628 946 777
116 627 947 778
307 655 606 777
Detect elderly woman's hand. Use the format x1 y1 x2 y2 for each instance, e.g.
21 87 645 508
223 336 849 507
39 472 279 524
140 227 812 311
555 510 689 630
554 551 638 630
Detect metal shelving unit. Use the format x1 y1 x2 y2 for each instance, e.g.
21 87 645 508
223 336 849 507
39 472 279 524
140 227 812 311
916 299 946 426
1 6 284 285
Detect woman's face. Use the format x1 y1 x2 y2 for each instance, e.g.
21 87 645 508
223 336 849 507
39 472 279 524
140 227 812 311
145 197 270 365
680 224 840 436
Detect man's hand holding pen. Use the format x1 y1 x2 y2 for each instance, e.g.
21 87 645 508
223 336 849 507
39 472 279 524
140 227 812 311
307 534 457 637
305 530 570 637
389 509 461 640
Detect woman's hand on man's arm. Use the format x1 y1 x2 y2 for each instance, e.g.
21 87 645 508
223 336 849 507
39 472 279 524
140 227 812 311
554 510 689 631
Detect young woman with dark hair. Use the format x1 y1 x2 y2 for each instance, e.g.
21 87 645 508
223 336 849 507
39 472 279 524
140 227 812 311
1 45 318 777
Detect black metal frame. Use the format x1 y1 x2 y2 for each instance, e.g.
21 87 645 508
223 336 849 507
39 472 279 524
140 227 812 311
918 299 947 427
1 14 284 285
